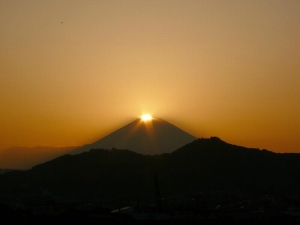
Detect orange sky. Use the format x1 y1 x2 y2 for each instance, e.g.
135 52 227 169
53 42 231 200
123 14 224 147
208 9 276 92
0 0 299 153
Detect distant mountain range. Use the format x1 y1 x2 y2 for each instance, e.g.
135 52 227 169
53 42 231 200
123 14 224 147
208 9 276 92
0 118 196 169
0 146 75 170
1 137 300 205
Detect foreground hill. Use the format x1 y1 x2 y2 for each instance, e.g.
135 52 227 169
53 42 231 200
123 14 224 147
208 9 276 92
1 137 300 205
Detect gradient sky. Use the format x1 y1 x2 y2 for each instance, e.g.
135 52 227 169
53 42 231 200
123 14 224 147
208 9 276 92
1 0 299 153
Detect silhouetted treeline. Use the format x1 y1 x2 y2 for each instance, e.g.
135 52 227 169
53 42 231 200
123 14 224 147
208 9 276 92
1 137 300 205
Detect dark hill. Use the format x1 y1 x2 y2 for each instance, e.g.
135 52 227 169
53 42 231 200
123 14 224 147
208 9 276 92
1 137 300 206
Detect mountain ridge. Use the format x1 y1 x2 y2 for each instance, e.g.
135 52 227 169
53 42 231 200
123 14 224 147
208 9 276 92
0 118 196 169
0 146 76 170
2 137 299 206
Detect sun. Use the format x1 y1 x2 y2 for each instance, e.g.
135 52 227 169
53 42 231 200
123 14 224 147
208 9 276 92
141 114 152 121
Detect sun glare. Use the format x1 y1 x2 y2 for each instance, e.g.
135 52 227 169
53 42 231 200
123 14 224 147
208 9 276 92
141 114 152 121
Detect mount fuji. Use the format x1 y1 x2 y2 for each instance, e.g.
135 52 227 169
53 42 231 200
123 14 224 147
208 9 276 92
72 118 197 155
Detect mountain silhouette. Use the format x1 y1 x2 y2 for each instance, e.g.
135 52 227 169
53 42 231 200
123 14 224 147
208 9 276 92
72 118 197 155
0 146 75 170
1 137 300 206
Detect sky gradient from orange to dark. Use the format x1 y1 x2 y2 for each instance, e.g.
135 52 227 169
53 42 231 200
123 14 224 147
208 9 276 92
1 0 299 153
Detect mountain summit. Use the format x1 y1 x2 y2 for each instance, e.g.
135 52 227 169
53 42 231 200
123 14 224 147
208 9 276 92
72 118 197 155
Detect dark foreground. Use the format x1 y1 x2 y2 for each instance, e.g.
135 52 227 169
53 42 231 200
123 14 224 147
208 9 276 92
2 202 300 225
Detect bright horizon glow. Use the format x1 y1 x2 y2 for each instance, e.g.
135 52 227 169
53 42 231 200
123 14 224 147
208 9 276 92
141 114 153 121
0 1 299 156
